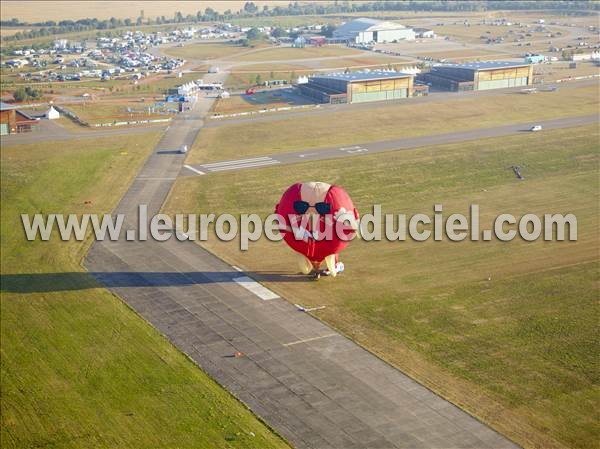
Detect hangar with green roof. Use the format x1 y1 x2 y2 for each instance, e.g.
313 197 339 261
420 61 533 91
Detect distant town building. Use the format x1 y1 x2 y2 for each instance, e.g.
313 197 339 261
333 18 415 44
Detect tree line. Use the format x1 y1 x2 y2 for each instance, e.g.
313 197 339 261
2 1 597 43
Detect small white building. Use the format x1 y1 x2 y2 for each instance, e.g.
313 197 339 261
46 106 60 120
571 51 600 61
414 28 436 38
333 18 415 44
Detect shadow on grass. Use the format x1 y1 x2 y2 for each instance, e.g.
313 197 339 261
1 270 309 293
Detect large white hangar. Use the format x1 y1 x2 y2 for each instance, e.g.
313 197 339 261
333 18 415 44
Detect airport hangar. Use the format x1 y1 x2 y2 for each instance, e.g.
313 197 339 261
333 17 415 43
421 61 533 91
299 71 417 104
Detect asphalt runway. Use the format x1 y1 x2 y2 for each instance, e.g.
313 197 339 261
83 71 522 448
181 114 598 176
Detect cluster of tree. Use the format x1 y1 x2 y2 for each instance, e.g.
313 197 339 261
320 24 336 38
2 18 141 42
2 0 597 43
239 27 269 47
13 86 42 102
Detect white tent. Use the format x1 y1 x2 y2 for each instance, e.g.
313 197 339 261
46 106 60 120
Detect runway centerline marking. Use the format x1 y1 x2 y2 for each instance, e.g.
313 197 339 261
202 156 272 168
206 159 280 172
283 333 338 347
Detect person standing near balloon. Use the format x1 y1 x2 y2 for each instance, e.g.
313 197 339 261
275 181 359 279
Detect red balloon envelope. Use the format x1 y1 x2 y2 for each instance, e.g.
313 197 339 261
275 182 359 276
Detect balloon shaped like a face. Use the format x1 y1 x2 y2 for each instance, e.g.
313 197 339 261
275 182 359 271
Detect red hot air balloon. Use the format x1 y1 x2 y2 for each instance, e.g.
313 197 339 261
275 181 359 278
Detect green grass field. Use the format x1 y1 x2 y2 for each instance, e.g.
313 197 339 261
234 45 363 62
64 99 171 123
190 84 599 163
212 93 303 115
0 72 203 102
234 54 413 71
0 135 289 449
164 42 251 60
164 125 600 449
224 71 299 90
431 23 560 45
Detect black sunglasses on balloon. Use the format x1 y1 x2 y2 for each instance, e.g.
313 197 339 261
293 200 331 215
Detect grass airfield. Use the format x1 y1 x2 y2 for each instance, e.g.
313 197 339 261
164 42 252 60
1 4 599 448
191 84 598 163
0 135 290 449
165 125 600 449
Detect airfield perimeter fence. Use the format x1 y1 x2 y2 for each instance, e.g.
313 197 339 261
53 104 173 128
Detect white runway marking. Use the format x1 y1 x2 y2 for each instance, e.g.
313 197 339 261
184 164 205 175
283 333 338 347
208 160 280 171
339 146 368 154
233 276 279 300
201 157 280 172
202 156 273 168
232 266 243 272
